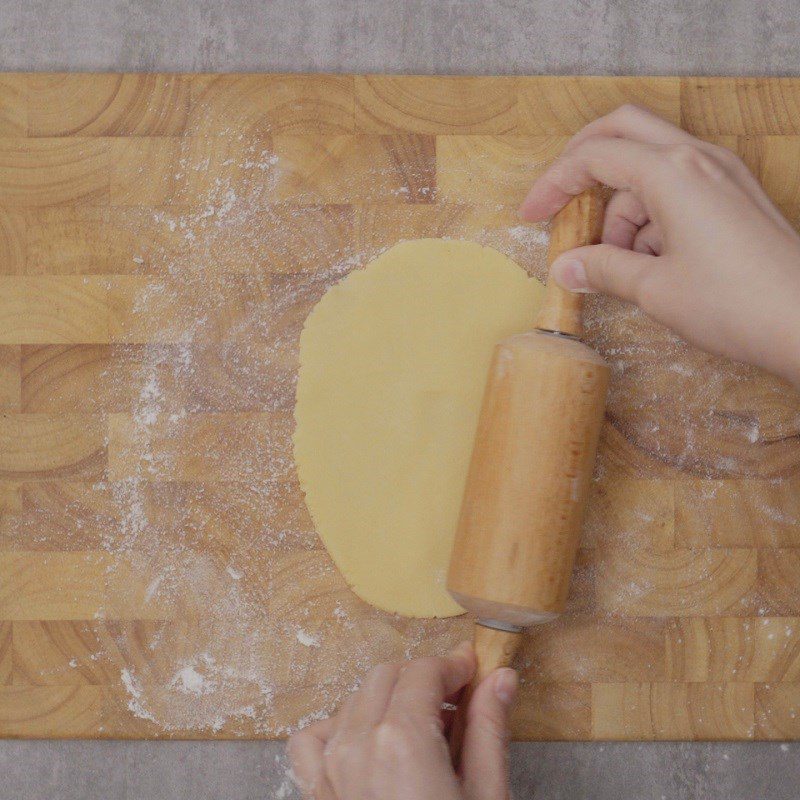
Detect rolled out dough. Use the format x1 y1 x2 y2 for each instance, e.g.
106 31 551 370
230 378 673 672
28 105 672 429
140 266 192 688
294 239 545 617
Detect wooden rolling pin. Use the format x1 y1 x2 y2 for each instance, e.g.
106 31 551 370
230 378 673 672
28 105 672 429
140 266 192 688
446 188 608 762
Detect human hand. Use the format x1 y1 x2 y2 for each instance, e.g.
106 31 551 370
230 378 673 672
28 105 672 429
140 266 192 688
287 642 517 800
520 104 800 385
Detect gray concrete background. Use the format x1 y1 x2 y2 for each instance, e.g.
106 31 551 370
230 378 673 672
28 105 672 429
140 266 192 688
2 1 800 798
1 0 800 75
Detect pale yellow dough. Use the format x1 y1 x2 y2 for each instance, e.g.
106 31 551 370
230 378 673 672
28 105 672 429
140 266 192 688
294 239 545 617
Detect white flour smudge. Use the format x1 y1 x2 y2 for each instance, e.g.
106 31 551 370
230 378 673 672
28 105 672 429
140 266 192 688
296 628 320 648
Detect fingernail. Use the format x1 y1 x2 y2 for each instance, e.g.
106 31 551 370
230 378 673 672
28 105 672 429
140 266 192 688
551 257 595 294
493 668 518 706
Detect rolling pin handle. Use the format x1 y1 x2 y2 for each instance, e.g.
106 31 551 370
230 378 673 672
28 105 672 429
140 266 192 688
448 622 523 768
534 187 605 338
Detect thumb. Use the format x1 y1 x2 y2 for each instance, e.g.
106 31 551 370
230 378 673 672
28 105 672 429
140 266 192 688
460 668 517 800
550 243 656 304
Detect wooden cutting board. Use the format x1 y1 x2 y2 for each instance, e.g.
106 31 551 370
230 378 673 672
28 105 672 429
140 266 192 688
1 73 800 741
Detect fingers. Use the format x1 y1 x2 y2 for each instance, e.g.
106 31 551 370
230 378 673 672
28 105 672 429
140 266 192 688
288 718 337 800
336 661 402 738
550 243 658 304
564 104 695 152
632 222 663 255
520 104 791 245
386 642 476 726
519 136 659 221
602 190 649 249
460 668 517 800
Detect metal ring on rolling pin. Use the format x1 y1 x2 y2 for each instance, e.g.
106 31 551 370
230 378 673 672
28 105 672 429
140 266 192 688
477 618 524 634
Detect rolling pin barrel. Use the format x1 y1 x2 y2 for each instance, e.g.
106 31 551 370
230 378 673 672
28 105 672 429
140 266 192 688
446 188 608 762
447 330 608 626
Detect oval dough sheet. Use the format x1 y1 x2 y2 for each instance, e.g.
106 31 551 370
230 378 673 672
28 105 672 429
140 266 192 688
294 239 545 617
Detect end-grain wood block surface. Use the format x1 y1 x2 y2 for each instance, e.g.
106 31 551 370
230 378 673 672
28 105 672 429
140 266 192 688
0 73 799 740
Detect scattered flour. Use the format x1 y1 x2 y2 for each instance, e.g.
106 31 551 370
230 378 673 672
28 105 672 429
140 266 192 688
505 224 550 248
121 668 158 723
296 628 321 648
171 664 216 697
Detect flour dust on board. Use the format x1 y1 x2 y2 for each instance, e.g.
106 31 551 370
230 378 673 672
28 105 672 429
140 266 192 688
9 128 799 738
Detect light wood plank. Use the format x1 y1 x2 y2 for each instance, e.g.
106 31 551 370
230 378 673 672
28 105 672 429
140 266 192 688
0 686 106 736
519 76 680 133
0 414 105 480
0 483 22 513
592 682 755 740
190 74 354 135
0 138 109 207
675 479 800 547
594 547 758 616
24 206 187 275
0 623 10 685
0 552 108 620
756 684 800 738
107 412 293 482
0 345 21 410
27 74 190 137
21 341 295 414
512 683 591 740
436 135 564 206
0 208 27 274
0 75 27 137
272 134 436 204
356 75 518 134
682 78 800 134
520 617 666 682
12 621 117 685
584 478 675 551
0 480 119 551
106 274 275 344
666 618 800 683
0 276 112 344
759 550 800 615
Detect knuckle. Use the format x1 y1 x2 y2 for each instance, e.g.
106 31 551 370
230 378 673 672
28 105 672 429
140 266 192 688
324 735 360 771
627 205 649 227
374 720 417 761
401 656 437 676
287 730 310 759
708 142 740 166
367 661 396 682
664 143 727 181
614 102 644 119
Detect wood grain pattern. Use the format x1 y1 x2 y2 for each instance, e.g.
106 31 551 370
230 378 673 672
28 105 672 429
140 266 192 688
355 75 518 134
682 79 800 134
0 74 798 742
192 74 354 136
665 618 800 682
0 76 28 137
0 138 109 207
517 76 681 133
592 682 755 740
0 414 106 480
27 74 191 137
436 135 565 205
